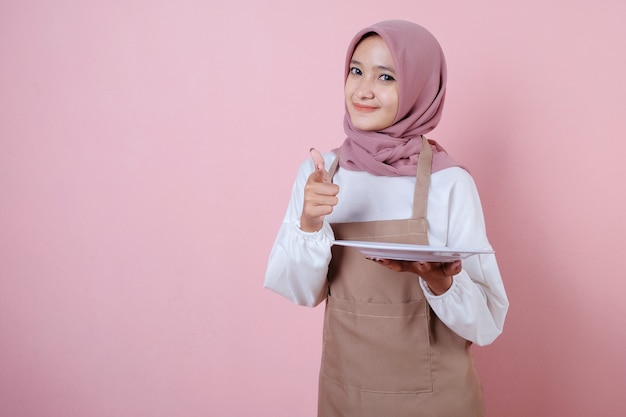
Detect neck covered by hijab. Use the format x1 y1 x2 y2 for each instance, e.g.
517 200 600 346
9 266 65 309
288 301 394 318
337 20 460 176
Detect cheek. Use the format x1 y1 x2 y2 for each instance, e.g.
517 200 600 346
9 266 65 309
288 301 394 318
380 92 396 112
344 81 354 102
384 89 400 115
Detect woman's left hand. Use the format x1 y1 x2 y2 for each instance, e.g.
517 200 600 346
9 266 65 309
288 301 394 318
371 259 462 295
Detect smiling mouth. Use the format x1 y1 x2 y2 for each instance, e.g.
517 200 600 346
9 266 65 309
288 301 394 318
353 103 378 112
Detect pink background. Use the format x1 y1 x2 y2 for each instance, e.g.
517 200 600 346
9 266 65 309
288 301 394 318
2 1 625 416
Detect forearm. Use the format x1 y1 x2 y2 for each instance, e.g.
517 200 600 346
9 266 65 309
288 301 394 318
419 254 508 346
264 221 333 307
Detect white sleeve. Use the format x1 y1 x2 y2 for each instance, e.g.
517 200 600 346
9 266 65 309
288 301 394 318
419 170 509 346
263 157 334 307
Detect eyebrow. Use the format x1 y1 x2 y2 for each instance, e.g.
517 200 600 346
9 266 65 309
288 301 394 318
350 59 397 75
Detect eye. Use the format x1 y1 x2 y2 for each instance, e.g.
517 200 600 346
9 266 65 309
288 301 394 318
379 74 396 82
349 67 363 76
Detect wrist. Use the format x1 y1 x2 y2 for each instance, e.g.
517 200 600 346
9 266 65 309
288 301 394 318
299 217 323 233
423 276 453 295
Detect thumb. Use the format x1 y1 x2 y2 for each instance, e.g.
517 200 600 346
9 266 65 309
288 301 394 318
310 148 330 183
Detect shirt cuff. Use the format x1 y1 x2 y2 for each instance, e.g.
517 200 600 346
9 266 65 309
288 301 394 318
294 220 334 241
419 276 457 298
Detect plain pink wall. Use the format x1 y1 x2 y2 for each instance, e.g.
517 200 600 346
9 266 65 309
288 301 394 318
2 1 625 416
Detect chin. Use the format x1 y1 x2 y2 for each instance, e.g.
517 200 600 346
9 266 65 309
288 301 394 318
354 123 383 132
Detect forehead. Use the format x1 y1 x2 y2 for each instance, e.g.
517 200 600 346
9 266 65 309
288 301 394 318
351 35 394 65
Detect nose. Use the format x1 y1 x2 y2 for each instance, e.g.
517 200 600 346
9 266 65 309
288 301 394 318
355 77 375 99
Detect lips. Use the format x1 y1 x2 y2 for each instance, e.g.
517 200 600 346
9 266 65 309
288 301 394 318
352 103 378 112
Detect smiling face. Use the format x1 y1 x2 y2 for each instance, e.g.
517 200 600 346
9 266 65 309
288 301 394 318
344 35 399 132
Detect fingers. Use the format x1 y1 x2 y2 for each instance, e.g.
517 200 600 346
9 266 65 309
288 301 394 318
303 197 337 217
304 147 339 208
301 148 339 232
302 184 338 228
415 260 462 277
368 259 460 295
310 148 330 183
369 259 462 274
368 258 404 272
440 260 462 276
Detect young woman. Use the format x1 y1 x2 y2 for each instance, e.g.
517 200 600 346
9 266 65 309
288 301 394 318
264 20 508 417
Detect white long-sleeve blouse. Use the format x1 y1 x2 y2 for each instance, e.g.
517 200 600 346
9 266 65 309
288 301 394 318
264 152 509 346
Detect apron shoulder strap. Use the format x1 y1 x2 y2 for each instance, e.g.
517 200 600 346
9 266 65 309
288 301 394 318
413 136 432 220
328 151 341 181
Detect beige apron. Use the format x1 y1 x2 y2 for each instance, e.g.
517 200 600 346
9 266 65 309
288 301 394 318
318 137 485 417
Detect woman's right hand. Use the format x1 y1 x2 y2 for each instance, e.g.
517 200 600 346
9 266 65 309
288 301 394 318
300 148 340 232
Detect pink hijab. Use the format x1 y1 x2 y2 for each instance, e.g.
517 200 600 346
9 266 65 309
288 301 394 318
337 20 460 176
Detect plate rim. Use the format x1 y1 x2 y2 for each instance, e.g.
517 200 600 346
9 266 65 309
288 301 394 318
332 239 494 255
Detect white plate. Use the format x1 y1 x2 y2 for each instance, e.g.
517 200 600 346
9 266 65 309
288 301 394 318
332 240 494 262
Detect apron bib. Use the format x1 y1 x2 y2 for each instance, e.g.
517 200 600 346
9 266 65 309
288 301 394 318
318 137 485 417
